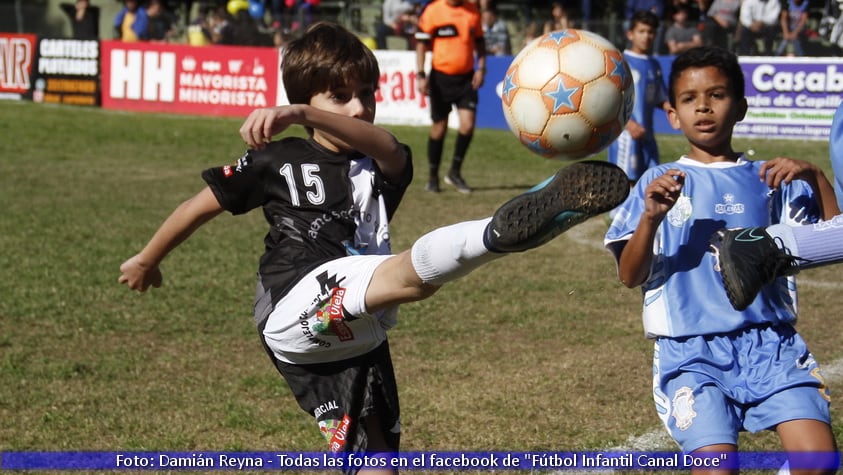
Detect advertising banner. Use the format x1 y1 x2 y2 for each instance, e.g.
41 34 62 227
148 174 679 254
737 57 843 140
31 38 842 142
370 50 431 126
101 40 279 117
0 33 37 100
655 55 842 140
476 55 512 131
30 38 100 106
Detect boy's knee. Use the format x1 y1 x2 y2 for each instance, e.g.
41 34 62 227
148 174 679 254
416 282 439 300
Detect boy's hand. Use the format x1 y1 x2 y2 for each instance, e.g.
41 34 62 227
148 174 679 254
759 156 818 190
626 120 646 140
240 106 302 150
644 169 685 218
118 254 163 292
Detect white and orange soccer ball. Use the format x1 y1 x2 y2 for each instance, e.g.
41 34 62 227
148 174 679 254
501 29 634 161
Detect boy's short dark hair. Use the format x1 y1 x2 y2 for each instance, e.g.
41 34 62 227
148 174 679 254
668 46 745 107
281 22 380 105
628 10 660 31
671 4 689 16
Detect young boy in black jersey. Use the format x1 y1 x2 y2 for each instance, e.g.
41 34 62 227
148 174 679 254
119 22 629 473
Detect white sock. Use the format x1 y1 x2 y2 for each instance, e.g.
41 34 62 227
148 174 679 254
767 216 843 269
410 218 503 285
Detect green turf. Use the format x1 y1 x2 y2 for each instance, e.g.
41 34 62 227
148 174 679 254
1 100 841 472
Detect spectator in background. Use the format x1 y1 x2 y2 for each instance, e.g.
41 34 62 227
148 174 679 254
581 0 592 29
266 0 285 29
376 0 415 49
147 0 177 42
61 0 99 39
703 0 739 49
665 4 702 54
482 4 512 55
285 0 320 32
777 0 810 56
667 0 706 23
114 0 149 41
738 0 781 55
543 1 572 33
520 20 540 49
188 4 213 45
220 9 272 45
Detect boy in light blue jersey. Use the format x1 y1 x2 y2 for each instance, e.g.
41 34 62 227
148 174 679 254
711 100 843 311
604 46 840 471
607 10 670 185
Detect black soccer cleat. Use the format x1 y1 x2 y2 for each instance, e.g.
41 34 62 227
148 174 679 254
485 160 629 253
425 175 441 193
444 170 472 194
710 227 804 311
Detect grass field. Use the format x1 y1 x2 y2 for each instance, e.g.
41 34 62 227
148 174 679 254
1 100 842 472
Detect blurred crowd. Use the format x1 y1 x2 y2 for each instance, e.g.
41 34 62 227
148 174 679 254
61 0 843 56
504 0 840 57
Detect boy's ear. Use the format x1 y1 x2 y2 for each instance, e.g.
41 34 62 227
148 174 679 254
736 97 748 122
667 106 681 130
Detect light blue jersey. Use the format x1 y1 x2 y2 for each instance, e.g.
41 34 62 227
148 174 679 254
605 156 820 338
607 50 669 182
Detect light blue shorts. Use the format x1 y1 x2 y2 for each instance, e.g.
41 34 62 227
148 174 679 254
653 324 831 452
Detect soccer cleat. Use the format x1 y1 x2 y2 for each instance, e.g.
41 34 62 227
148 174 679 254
709 227 804 311
444 170 472 194
425 175 440 193
484 160 629 253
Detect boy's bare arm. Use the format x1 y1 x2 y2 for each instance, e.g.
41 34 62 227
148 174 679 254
759 157 842 220
299 106 408 182
119 186 224 292
617 170 685 288
618 214 661 288
239 105 408 183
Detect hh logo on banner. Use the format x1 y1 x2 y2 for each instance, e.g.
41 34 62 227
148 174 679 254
100 40 279 116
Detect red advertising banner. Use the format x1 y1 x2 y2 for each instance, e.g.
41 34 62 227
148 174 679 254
0 33 37 100
100 40 279 117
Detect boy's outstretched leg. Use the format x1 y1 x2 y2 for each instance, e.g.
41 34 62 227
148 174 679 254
485 160 630 252
366 161 630 311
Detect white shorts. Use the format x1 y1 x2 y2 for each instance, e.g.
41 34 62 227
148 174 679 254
256 254 398 365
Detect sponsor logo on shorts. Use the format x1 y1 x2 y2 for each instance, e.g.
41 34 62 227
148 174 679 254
318 418 340 443
314 287 355 342
222 165 233 177
329 414 352 452
671 386 697 431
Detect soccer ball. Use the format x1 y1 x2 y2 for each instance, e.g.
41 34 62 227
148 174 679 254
501 29 634 161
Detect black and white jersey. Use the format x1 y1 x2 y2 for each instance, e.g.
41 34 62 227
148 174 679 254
202 136 412 301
